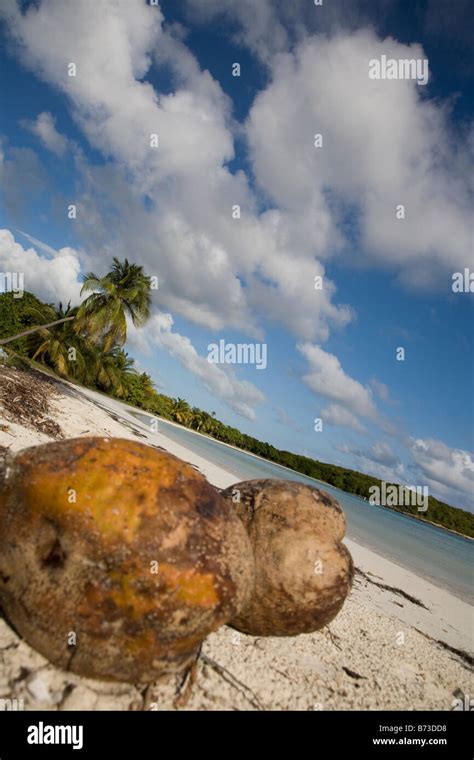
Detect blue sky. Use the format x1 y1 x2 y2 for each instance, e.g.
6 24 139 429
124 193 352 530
0 0 472 509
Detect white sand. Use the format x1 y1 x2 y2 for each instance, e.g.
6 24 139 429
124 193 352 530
0 368 472 711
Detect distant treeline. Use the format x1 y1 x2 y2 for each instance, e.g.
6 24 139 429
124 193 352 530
1 290 473 539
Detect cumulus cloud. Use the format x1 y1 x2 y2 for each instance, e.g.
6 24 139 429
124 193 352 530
2 1 470 334
128 313 265 419
1 0 232 184
0 228 82 304
336 440 405 483
20 111 68 156
334 435 474 508
409 438 474 508
338 440 401 468
321 404 366 433
246 30 473 286
298 343 379 426
370 379 391 402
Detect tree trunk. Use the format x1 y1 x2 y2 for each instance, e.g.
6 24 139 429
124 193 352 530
0 316 75 346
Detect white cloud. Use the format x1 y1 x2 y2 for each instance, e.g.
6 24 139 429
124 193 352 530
370 440 401 468
321 404 366 433
20 111 68 156
0 228 82 304
334 435 474 509
128 313 265 420
337 440 405 484
2 0 232 184
2 2 470 329
409 438 474 508
338 440 401 468
298 343 379 424
246 30 473 285
370 378 391 402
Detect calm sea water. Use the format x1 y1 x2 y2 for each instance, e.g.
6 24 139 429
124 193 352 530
146 417 473 603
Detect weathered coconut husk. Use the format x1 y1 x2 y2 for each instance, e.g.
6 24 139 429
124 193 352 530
222 479 353 636
0 437 254 682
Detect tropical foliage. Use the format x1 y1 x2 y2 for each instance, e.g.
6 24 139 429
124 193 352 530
0 291 55 355
0 257 152 398
75 258 152 351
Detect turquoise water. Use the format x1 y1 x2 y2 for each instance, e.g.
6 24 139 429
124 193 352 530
140 417 473 603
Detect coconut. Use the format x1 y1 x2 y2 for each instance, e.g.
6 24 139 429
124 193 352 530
0 437 253 682
222 479 353 636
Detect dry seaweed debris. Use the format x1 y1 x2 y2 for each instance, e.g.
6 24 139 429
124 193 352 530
0 366 63 438
354 568 429 610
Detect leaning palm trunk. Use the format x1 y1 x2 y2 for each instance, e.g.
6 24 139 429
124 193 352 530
0 317 75 346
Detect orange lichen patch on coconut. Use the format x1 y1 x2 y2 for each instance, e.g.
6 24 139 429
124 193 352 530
122 628 205 662
20 473 145 542
158 563 219 608
106 572 160 618
10 438 204 543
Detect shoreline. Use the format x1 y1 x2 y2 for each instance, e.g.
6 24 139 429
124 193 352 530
155 416 474 543
27 362 472 541
73 386 473 543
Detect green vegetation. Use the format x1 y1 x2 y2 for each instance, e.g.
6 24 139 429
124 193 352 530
1 280 473 539
0 258 152 398
0 291 55 355
75 258 152 351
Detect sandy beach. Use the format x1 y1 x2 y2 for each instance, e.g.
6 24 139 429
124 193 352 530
0 366 472 711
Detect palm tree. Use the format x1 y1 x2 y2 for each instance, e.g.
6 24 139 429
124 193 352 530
211 419 225 440
172 397 192 425
0 259 152 350
27 303 92 380
0 312 76 346
74 258 152 351
190 407 205 431
28 305 137 396
95 348 136 398
198 411 214 434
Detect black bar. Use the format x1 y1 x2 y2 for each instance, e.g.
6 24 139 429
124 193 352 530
0 710 471 757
